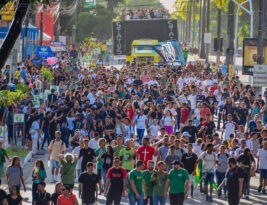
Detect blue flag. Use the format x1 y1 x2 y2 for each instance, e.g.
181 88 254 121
153 41 186 65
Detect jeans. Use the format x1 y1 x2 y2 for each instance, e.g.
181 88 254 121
215 170 226 194
0 164 3 178
243 169 250 195
153 195 165 205
136 129 145 144
102 168 108 189
41 128 50 148
144 196 153 205
129 193 144 205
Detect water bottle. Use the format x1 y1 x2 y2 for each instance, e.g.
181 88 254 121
47 160 51 167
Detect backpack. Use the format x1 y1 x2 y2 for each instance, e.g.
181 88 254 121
52 139 64 147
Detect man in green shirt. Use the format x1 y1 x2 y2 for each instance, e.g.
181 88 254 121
143 160 154 205
128 160 144 205
151 161 168 205
164 160 189 205
119 139 135 172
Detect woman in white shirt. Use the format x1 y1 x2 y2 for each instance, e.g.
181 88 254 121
134 109 148 144
161 110 176 135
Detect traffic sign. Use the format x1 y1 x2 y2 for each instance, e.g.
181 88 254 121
36 45 55 59
204 33 212 44
253 64 267 87
84 0 96 8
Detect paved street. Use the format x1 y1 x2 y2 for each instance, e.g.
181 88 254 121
1 146 266 205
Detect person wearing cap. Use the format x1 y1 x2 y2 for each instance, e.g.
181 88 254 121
218 157 244 205
33 182 51 205
165 145 180 171
164 160 189 205
78 162 99 205
57 185 78 205
104 156 127 205
181 120 198 143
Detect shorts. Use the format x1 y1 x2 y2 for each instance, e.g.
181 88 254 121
51 159 61 169
189 174 195 185
260 169 267 179
202 172 214 186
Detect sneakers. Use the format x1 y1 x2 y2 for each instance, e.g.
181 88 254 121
262 189 266 194
218 191 222 198
206 195 212 202
209 196 213 202
258 186 262 192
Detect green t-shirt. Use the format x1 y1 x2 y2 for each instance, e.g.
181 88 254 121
143 170 154 196
32 168 47 184
119 148 134 170
128 169 143 195
113 145 125 157
151 171 168 196
95 147 106 170
60 159 77 185
168 168 189 194
0 148 7 165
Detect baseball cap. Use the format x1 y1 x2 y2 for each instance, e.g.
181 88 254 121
172 160 182 165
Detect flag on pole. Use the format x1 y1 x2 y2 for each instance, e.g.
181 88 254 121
152 40 186 65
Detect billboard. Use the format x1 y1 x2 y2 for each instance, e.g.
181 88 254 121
243 38 267 75
112 19 178 56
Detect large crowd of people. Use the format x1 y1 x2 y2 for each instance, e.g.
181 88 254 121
125 9 170 20
0 45 267 205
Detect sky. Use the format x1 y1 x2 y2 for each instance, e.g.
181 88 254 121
159 0 176 13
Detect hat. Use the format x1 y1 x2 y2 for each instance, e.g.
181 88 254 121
83 137 89 141
172 160 182 165
182 132 191 137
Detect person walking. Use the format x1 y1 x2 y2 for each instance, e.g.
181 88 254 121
104 157 127 205
143 160 155 205
257 139 267 194
218 157 244 205
128 160 145 205
48 131 66 183
151 161 168 205
33 182 51 205
197 143 217 202
31 159 47 205
6 185 22 205
78 162 99 205
57 185 78 205
59 153 77 190
0 140 11 178
164 160 189 205
6 157 26 193
181 143 198 198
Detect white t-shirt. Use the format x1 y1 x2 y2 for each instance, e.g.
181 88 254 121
162 116 175 126
135 115 147 129
188 94 197 110
89 138 99 150
198 151 217 172
257 148 267 170
193 143 202 157
223 121 237 140
150 124 160 137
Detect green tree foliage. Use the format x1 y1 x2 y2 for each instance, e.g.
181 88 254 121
76 5 114 41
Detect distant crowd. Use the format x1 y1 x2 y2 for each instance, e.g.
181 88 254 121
125 9 170 20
